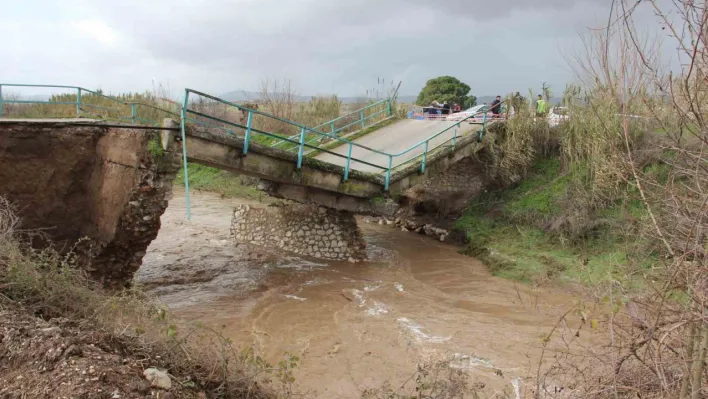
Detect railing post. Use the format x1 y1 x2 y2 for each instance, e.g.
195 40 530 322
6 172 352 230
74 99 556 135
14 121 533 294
243 111 253 154
360 110 365 129
0 85 3 117
386 99 392 117
297 127 306 169
421 141 429 173
330 121 335 136
131 103 136 125
76 88 82 117
453 124 458 149
180 90 191 220
384 155 392 191
343 142 353 182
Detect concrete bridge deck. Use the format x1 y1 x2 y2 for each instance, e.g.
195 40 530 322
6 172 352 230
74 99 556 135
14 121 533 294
315 119 481 174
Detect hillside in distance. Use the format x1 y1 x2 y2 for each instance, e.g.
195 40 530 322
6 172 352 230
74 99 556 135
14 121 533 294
220 91 561 106
220 90 417 104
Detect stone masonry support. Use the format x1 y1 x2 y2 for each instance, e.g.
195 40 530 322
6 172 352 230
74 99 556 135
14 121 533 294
230 203 366 261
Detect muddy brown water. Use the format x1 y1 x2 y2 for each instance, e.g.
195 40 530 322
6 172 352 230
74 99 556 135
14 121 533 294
138 188 590 398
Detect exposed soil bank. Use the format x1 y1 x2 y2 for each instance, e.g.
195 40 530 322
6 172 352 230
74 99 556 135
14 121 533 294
0 120 179 286
139 189 598 397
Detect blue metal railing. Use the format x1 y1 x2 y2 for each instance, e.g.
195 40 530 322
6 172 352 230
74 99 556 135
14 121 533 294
180 88 397 219
269 98 393 150
0 83 179 125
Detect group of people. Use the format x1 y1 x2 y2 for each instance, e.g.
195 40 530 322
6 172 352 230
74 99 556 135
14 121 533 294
425 93 549 119
487 94 549 118
428 100 462 114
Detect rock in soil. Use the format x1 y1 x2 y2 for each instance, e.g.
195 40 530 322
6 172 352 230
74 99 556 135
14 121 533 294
144 368 172 390
0 304 206 398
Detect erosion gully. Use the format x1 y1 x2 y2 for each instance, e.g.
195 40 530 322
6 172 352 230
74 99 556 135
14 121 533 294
137 188 591 398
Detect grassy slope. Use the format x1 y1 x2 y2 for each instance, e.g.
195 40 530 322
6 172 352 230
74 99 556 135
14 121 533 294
454 156 660 288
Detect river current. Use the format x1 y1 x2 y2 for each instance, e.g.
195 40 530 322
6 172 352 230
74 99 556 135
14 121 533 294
137 189 586 398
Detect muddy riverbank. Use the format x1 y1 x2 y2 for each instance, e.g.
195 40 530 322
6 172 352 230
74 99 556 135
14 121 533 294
138 188 593 398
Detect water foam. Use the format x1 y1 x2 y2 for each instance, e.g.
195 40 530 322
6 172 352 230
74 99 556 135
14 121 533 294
397 317 451 344
366 301 389 316
448 353 494 369
364 283 381 292
511 378 521 399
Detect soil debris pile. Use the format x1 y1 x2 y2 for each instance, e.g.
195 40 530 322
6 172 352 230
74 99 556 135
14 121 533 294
0 305 204 399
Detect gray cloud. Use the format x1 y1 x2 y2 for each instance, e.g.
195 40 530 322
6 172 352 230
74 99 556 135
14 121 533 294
0 0 666 99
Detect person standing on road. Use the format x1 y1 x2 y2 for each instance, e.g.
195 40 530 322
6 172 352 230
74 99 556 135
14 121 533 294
536 95 548 117
490 96 502 118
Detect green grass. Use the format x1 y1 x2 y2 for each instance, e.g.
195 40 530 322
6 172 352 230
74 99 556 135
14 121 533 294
455 156 658 288
147 136 165 158
459 217 654 288
175 164 269 201
251 133 286 147
503 158 568 218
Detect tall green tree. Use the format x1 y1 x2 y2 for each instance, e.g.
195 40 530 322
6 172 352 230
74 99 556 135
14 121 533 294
416 76 477 108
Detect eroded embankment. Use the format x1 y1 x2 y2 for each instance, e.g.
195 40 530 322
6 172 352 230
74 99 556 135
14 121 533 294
0 120 180 286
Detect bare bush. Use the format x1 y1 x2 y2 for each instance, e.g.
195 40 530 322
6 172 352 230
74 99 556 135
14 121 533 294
253 77 309 137
361 361 484 399
531 1 708 398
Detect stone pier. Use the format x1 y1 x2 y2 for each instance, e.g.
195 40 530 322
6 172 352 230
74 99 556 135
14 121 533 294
230 203 366 261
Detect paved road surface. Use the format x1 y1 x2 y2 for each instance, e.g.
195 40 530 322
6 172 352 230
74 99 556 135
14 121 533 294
314 119 480 174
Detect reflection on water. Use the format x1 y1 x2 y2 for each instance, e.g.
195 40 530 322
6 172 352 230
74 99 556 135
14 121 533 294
139 189 585 398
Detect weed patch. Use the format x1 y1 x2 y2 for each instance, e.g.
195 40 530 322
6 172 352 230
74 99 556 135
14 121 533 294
176 164 270 201
147 136 165 158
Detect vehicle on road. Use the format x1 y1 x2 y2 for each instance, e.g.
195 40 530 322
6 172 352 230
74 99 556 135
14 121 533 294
548 106 569 126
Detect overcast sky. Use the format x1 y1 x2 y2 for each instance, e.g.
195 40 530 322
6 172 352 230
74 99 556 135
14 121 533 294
1 0 670 99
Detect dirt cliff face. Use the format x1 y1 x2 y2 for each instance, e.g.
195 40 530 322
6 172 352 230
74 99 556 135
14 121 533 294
0 123 102 245
0 121 180 286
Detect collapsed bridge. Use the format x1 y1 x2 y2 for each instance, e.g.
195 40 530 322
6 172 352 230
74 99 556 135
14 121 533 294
0 84 503 285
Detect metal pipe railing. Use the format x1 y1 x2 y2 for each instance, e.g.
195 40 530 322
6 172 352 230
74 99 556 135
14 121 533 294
183 106 386 172
270 98 392 149
0 83 177 126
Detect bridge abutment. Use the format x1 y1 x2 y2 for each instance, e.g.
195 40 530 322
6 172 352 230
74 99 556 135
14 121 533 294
0 120 180 287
